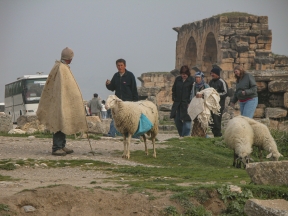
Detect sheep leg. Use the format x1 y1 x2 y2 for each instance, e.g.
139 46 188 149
122 135 127 158
125 134 132 159
151 133 156 158
233 151 237 167
142 135 148 155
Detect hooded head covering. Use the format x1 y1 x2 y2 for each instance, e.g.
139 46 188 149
195 71 205 89
61 47 74 60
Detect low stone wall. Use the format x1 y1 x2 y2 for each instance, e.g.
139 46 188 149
0 113 13 132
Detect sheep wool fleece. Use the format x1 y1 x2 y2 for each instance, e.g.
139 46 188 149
112 100 158 136
224 116 254 159
37 60 88 135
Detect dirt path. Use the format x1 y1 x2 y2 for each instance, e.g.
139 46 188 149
0 134 228 216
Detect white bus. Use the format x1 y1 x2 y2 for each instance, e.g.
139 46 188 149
0 102 4 112
4 74 48 123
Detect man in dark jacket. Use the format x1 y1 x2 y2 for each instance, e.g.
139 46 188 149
106 59 138 102
209 68 228 137
104 58 138 137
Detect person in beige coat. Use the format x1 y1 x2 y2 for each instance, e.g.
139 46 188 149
37 47 88 156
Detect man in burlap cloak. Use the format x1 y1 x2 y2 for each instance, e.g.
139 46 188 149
37 47 87 156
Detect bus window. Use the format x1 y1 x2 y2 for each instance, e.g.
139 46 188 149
23 79 46 103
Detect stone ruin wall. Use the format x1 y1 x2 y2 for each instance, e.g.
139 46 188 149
137 14 288 131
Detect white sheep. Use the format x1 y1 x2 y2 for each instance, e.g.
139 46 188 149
223 116 254 168
105 95 159 159
237 116 283 161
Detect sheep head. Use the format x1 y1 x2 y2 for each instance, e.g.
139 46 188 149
266 147 283 161
105 95 122 110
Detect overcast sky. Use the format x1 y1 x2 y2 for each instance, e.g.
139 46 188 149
1 0 287 102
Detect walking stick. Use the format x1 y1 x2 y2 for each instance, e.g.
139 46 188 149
86 131 95 156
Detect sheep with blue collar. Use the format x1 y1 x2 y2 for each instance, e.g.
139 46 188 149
105 95 158 159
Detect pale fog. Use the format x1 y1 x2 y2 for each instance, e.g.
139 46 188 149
0 0 287 102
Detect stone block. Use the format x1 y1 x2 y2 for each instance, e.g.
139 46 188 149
261 29 272 36
248 16 258 23
246 161 288 185
239 52 249 58
256 82 267 92
257 104 266 108
87 118 110 134
244 199 288 216
17 115 38 128
253 107 264 118
256 35 272 44
268 119 279 129
235 29 249 35
219 28 235 36
220 62 234 71
221 58 234 63
265 107 287 118
249 36 256 43
284 92 288 108
247 30 261 36
278 120 288 132
236 42 249 53
248 51 255 57
249 44 258 50
255 49 271 57
239 16 249 22
220 41 230 49
219 16 228 23
221 49 238 58
251 23 268 30
220 23 231 27
0 113 13 132
264 43 271 50
218 35 225 41
238 57 249 64
228 17 239 23
257 43 265 49
243 63 251 70
254 57 275 64
159 104 172 111
268 80 288 93
258 16 268 24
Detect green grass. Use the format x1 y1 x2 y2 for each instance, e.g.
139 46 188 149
112 137 250 186
1 131 288 215
214 11 255 17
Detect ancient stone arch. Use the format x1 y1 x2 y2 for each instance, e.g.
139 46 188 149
183 36 197 69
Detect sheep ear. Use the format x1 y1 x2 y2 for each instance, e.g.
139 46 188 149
266 153 272 158
116 98 122 102
280 154 283 158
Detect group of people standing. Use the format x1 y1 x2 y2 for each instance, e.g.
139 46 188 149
170 65 258 138
36 46 258 156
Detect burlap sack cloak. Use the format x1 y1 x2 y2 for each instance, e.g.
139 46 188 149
37 60 88 135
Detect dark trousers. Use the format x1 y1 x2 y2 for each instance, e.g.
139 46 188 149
52 131 66 152
210 112 223 137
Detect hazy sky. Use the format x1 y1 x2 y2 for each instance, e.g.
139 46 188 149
1 0 287 102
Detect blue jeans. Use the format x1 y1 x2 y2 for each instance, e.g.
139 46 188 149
239 97 258 118
101 111 107 119
107 119 117 137
174 107 191 137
